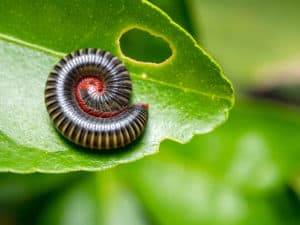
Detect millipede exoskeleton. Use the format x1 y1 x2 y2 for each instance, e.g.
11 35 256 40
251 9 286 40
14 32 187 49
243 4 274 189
45 48 148 150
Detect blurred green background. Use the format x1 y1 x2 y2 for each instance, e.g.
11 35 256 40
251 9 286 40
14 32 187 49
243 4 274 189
1 0 300 224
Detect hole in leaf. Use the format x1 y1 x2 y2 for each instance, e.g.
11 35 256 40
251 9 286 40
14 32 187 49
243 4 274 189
120 28 172 63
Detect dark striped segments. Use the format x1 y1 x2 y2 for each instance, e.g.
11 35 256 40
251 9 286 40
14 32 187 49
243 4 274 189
45 48 148 150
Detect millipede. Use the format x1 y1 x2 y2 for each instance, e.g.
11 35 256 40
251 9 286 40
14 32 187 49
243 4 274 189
45 48 148 150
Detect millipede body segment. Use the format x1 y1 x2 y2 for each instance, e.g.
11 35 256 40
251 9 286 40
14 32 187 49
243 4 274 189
45 48 148 150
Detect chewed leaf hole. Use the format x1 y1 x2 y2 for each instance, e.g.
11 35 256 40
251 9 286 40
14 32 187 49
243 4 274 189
120 28 172 64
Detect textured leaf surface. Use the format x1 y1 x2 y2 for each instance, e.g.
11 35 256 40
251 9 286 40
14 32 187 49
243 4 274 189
0 0 233 173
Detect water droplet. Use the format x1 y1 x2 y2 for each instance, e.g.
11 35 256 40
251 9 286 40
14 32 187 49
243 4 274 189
141 73 147 79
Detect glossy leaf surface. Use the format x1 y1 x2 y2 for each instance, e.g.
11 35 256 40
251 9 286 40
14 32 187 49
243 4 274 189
0 0 233 172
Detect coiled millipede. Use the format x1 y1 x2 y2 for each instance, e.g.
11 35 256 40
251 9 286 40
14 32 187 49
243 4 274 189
45 48 148 150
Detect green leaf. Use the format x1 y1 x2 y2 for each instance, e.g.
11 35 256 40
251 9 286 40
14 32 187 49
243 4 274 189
0 0 233 173
149 0 196 36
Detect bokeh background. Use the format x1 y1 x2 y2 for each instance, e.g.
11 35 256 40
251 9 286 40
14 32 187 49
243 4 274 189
1 0 300 224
